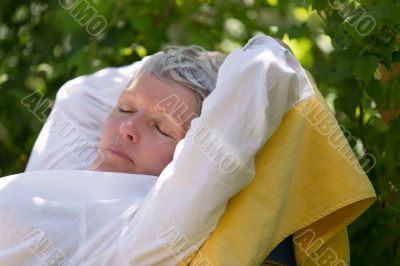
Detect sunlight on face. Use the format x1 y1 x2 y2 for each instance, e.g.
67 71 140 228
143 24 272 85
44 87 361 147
94 74 200 176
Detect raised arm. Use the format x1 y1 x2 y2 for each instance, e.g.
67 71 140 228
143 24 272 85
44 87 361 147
25 61 145 171
117 35 312 265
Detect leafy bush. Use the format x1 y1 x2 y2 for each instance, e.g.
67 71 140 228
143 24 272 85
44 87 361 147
0 0 399 264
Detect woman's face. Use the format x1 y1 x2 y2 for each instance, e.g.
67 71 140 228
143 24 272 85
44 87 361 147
95 74 200 175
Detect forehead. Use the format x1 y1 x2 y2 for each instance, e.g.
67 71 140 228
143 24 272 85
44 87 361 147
127 75 181 99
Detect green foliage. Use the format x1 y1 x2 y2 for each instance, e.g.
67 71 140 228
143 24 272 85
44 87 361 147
0 0 399 264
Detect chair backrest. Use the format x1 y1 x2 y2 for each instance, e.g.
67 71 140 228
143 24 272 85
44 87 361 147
182 72 376 266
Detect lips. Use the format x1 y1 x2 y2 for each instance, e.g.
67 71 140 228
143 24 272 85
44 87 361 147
106 146 134 164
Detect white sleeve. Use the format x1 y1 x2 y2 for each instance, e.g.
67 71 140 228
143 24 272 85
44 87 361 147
25 61 145 171
119 35 312 265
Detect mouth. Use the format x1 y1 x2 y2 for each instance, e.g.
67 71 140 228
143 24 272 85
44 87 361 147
106 147 134 164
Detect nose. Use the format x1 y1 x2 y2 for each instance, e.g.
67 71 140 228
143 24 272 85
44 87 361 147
119 111 146 143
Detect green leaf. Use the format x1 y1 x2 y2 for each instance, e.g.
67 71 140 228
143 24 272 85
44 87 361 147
353 55 380 84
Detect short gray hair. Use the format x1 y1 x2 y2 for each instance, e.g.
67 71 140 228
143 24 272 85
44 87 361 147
136 45 226 105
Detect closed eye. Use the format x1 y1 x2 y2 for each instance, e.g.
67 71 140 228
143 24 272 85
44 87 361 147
155 124 171 137
119 107 135 113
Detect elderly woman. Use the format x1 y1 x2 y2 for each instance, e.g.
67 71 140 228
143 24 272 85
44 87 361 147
0 35 306 265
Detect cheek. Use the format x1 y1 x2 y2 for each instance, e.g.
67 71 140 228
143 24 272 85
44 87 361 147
99 117 120 148
145 137 177 170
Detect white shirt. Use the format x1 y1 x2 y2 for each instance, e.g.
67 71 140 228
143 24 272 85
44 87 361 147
0 35 313 265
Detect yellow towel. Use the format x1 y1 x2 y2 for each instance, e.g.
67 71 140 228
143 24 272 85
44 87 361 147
181 73 376 266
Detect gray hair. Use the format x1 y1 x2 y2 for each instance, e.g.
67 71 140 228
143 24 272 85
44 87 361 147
135 45 226 106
